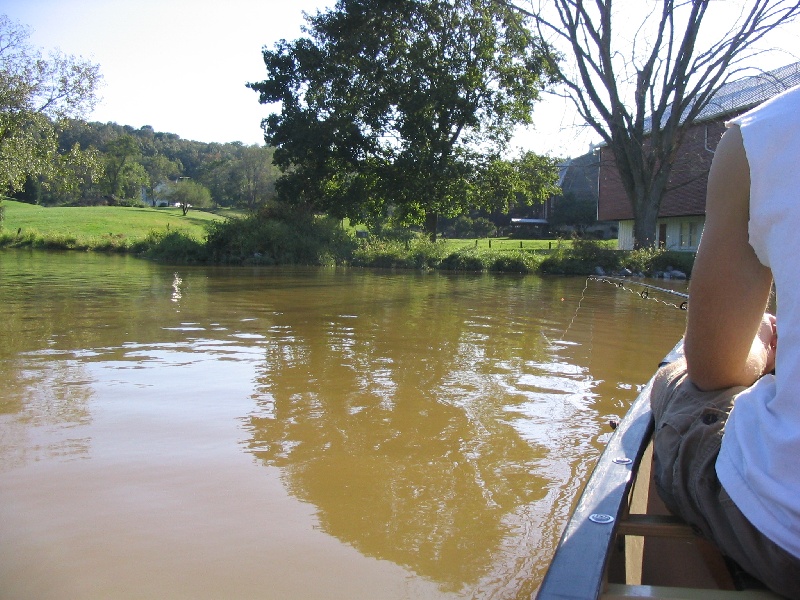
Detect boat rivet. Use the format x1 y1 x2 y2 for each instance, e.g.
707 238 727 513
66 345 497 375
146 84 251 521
589 513 615 524
613 457 632 465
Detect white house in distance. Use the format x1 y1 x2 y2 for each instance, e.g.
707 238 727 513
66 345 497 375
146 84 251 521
597 61 800 251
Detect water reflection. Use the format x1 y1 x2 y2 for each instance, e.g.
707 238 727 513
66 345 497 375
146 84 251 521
0 252 688 599
239 272 665 594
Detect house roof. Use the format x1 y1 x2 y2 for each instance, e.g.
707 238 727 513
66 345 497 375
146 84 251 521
644 61 800 131
562 152 599 195
696 61 800 122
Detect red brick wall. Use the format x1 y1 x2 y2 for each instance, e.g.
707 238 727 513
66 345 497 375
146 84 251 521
598 119 728 220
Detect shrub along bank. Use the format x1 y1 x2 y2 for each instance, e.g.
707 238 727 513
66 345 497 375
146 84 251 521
0 200 694 276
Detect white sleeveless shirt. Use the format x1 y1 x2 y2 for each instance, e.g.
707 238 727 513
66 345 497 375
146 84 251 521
716 83 800 559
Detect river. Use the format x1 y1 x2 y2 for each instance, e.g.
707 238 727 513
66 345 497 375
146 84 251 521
0 250 687 599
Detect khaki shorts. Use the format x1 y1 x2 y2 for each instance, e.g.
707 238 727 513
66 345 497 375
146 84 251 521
650 358 800 599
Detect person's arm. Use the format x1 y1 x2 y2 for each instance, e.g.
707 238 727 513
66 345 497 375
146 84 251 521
684 125 774 391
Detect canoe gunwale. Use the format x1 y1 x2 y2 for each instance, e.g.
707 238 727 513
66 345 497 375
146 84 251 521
535 341 684 599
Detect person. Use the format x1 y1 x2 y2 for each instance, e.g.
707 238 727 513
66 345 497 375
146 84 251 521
649 82 800 599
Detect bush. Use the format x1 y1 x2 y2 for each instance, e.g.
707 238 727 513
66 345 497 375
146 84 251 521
539 237 621 274
445 215 498 239
352 236 446 269
489 251 540 273
649 250 695 277
538 236 696 276
205 208 354 265
440 248 490 271
115 197 147 208
135 230 207 262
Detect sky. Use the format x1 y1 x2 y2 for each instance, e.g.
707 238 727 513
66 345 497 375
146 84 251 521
3 0 800 158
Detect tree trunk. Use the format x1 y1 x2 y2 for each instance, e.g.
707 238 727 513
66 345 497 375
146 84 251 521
424 211 438 242
631 190 660 249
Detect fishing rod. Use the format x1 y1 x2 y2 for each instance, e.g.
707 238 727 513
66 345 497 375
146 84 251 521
590 275 689 309
554 274 688 345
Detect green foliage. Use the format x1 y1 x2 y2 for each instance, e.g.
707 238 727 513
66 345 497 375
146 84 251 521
538 237 696 276
0 16 101 195
549 192 597 232
436 247 541 273
445 214 499 239
251 0 557 235
135 229 207 262
103 134 145 198
165 179 212 215
351 239 543 273
472 152 562 216
205 205 355 265
488 251 541 273
439 248 489 271
623 247 694 277
539 237 619 274
9 115 281 209
352 236 448 270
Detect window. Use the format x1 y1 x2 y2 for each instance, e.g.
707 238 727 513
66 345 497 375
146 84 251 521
679 221 701 249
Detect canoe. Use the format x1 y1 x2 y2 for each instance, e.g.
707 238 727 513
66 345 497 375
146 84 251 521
534 341 782 599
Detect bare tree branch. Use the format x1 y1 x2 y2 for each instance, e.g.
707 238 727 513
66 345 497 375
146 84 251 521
502 0 800 247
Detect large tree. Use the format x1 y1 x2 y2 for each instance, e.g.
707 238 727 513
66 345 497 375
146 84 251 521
0 15 102 194
249 0 557 239
510 0 800 248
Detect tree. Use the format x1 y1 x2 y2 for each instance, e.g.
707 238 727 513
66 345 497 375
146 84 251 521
250 0 556 239
103 134 146 199
166 179 212 215
235 145 278 211
142 153 183 204
467 151 561 221
549 192 597 234
0 15 101 194
511 0 800 248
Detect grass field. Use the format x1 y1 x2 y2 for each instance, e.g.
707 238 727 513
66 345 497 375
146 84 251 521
0 200 228 249
1 200 606 251
0 199 639 273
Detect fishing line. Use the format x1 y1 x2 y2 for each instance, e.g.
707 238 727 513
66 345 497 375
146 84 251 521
593 276 689 308
553 276 689 345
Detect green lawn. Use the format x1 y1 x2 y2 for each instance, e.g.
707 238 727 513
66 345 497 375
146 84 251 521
1 200 227 245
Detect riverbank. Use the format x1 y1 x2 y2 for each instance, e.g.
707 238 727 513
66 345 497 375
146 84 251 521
0 200 695 276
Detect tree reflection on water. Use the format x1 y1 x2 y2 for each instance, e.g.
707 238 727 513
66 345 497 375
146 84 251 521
241 273 607 594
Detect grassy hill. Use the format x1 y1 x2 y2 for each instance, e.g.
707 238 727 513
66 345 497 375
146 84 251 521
0 200 228 251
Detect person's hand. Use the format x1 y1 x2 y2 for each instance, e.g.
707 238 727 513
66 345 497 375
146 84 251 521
754 313 777 377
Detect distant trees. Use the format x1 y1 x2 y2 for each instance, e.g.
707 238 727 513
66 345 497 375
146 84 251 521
10 118 280 210
251 0 559 239
0 15 102 195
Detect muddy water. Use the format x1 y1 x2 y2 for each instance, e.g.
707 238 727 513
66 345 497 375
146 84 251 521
0 250 687 599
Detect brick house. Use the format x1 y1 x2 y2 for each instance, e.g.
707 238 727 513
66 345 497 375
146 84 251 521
597 62 800 251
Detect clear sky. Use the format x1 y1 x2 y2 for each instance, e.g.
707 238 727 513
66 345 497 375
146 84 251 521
2 0 330 146
3 0 800 158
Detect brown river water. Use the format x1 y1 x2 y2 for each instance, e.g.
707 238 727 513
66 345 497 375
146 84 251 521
0 250 687 599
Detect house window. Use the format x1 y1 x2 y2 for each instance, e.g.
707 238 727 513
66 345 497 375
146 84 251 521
679 221 701 249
